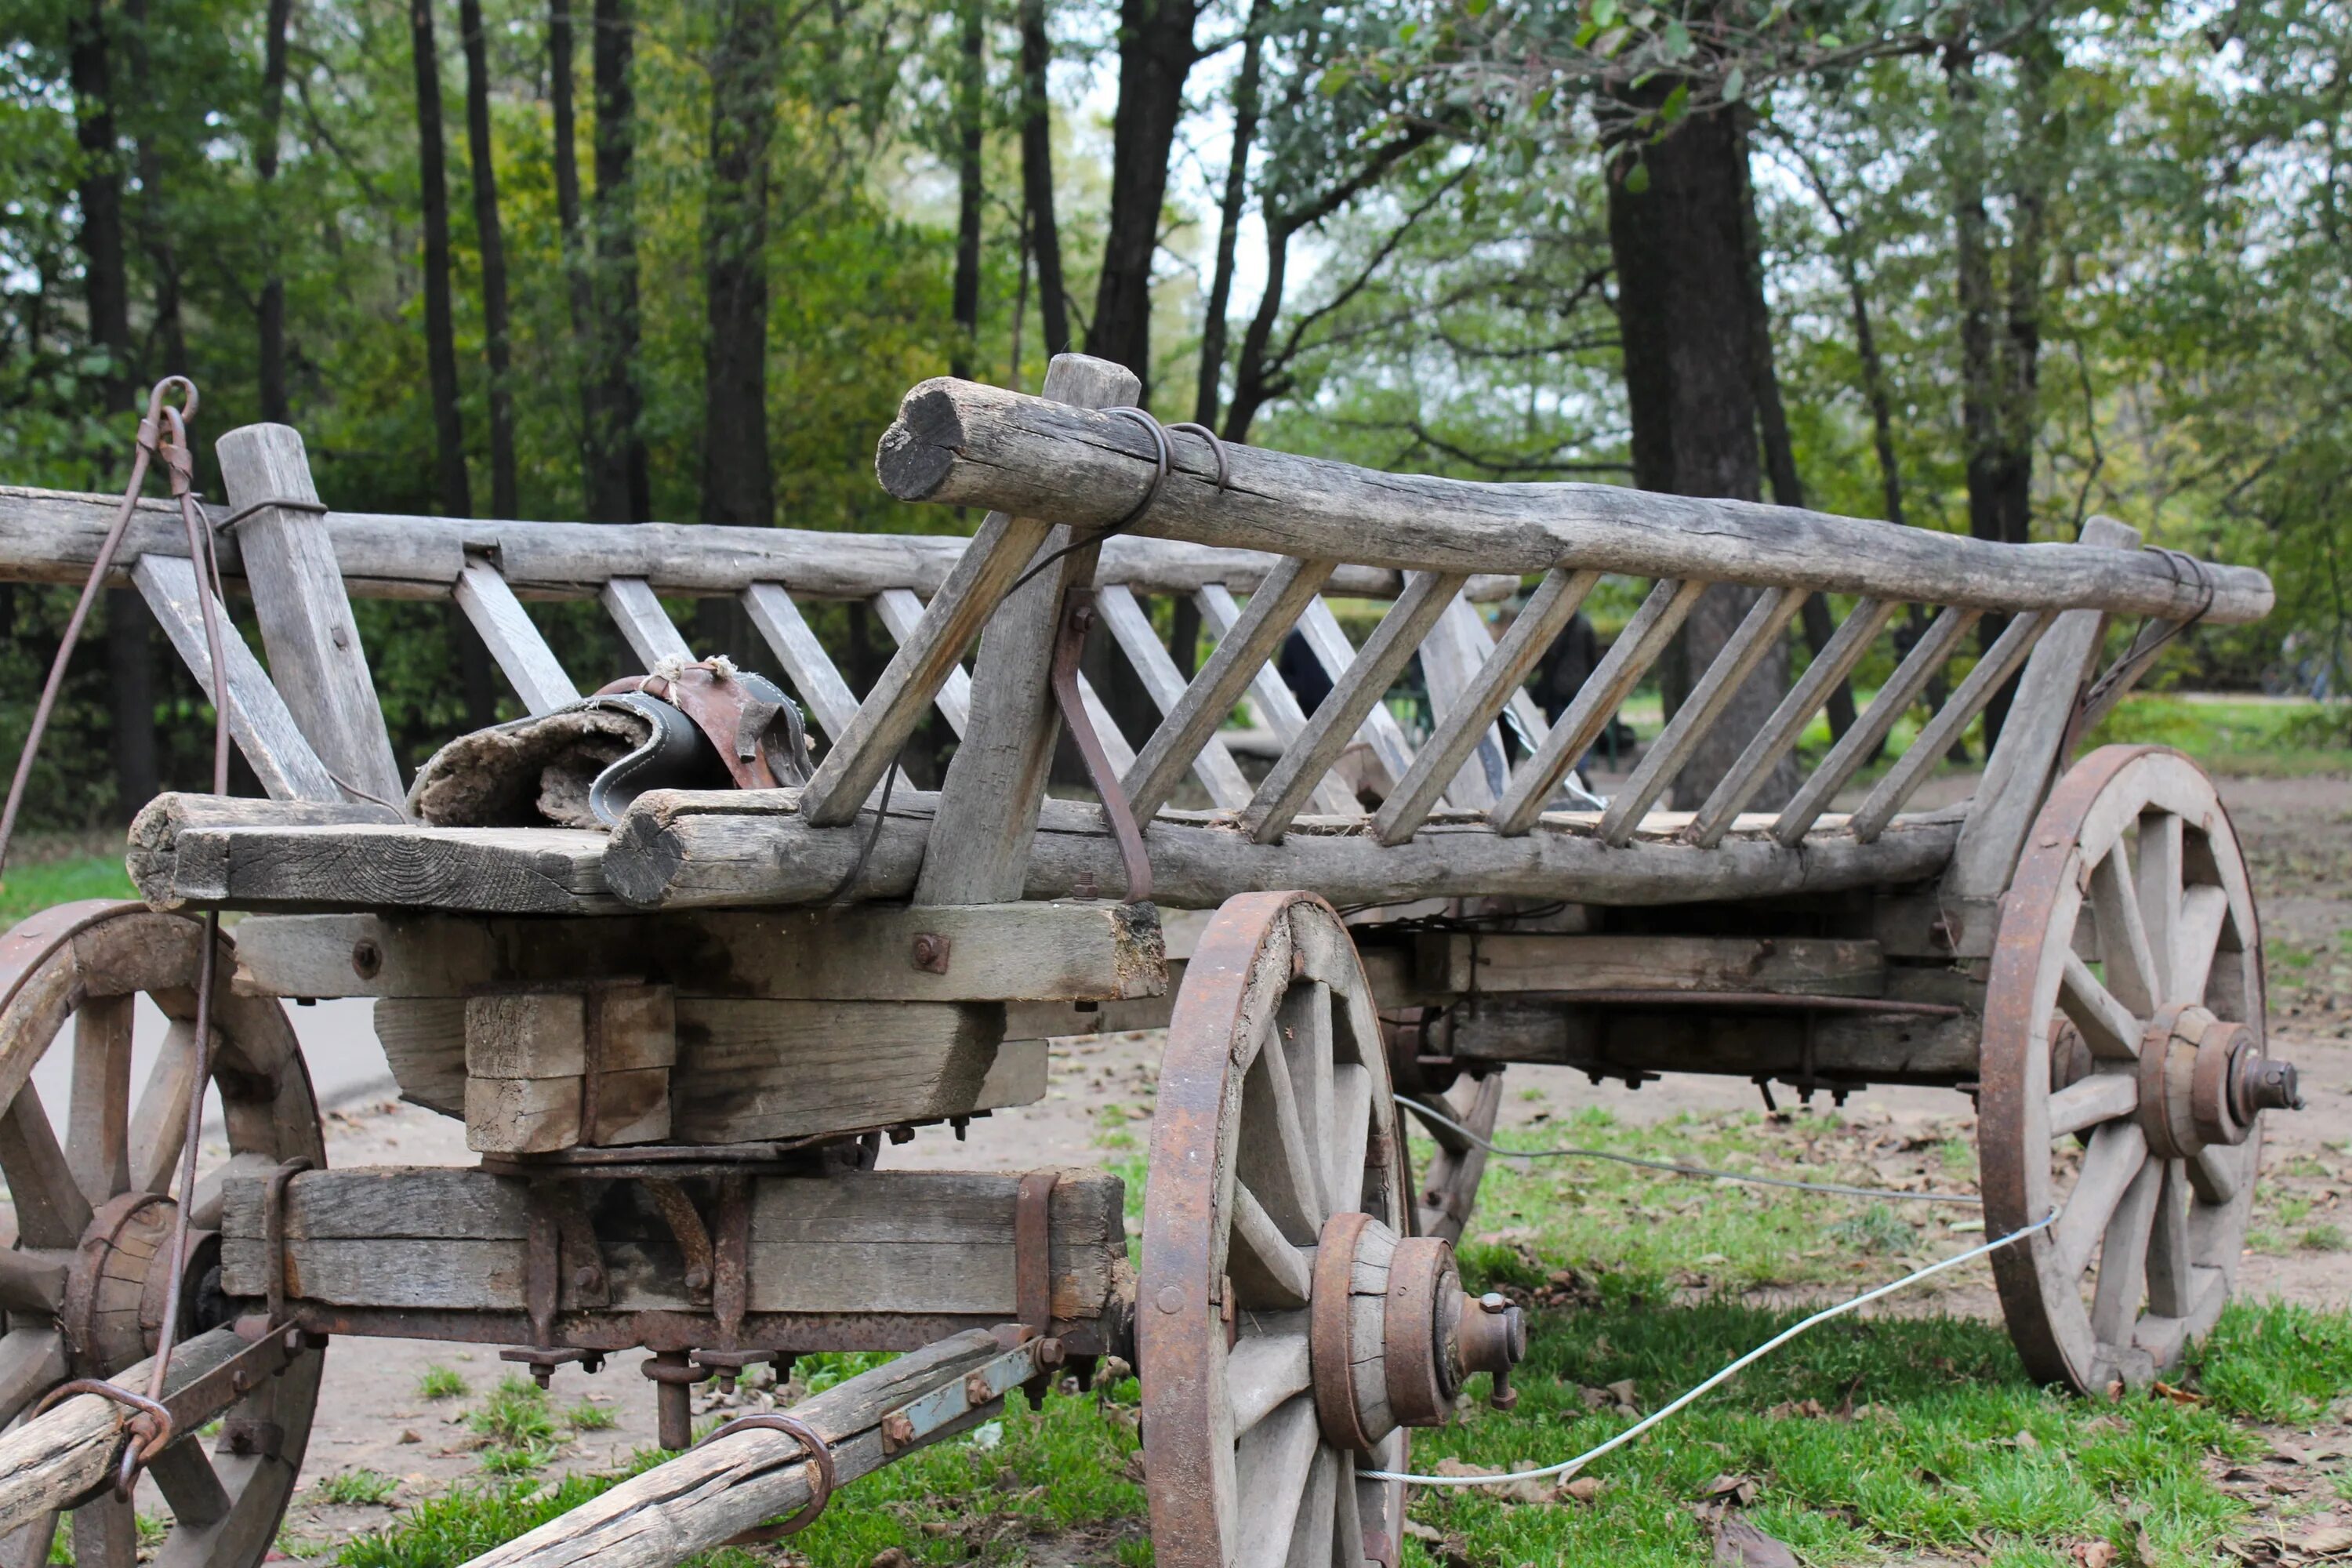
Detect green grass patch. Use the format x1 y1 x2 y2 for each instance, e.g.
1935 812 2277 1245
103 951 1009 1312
0 851 135 928
563 1399 618 1432
416 1366 467 1401
314 1471 402 1508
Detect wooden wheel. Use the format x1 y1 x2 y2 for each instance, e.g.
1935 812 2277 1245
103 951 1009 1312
0 902 325 1568
1981 748 2295 1393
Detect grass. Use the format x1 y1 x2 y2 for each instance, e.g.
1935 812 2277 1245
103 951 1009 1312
314 1471 402 1508
0 850 135 928
417 1366 467 1401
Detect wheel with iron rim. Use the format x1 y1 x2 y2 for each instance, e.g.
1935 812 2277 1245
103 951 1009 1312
0 902 325 1568
1981 747 2288 1394
1138 892 1413 1568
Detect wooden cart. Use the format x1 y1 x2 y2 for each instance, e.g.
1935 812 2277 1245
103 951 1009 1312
0 353 2300 1568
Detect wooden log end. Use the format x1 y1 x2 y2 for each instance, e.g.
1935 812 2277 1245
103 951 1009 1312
876 379 975 503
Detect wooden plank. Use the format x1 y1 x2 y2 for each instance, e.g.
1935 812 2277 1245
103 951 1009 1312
214 423 408 807
1441 995 1981 1083
130 818 616 914
670 1000 1007 1142
1123 557 1334 824
1848 609 2049 842
1242 572 1465 842
1690 597 1897 848
601 577 694 668
130 554 340 802
228 903 1167 1003
1494 577 1707 837
455 557 581 714
605 786 1965 911
1771 604 1981 847
1943 517 2141 938
1599 585 1806 845
873 379 2275 623
912 354 1140 904
1414 934 1885 996
1094 584 1254 810
739 583 860 739
1195 583 1359 818
1293 597 1417 791
872 586 974 735
1415 597 1509 809
1374 567 1599 845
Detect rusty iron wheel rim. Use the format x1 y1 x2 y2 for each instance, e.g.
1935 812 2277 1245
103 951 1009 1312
1138 891 1410 1568
0 902 327 1568
1980 747 2267 1394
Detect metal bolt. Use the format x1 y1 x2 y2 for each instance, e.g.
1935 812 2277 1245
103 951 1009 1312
1036 1338 1065 1368
684 1264 712 1294
880 1411 916 1453
910 933 952 975
1156 1286 1185 1314
573 1264 604 1293
966 1371 994 1405
1479 1293 1509 1315
350 939 382 980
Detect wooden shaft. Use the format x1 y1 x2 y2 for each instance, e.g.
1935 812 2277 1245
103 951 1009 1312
873 378 2274 623
601 577 693 668
1094 583 1254 810
1194 583 1361 817
1599 585 1806 846
1689 597 1896 848
1494 578 1705 837
1373 567 1599 846
1770 604 1980 847
1848 609 2049 843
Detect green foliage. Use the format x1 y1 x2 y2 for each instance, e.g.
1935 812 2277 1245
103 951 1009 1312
313 1471 402 1508
470 1375 559 1459
416 1366 468 1402
0 851 135 929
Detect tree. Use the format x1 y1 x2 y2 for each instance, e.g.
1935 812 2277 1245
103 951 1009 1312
700 0 779 532
950 0 985 379
586 0 649 523
408 0 472 522
1194 0 1266 428
1016 0 1069 358
1087 0 1203 385
256 0 295 422
459 0 518 519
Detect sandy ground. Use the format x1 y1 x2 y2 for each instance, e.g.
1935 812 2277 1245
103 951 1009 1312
98 772 2352 1541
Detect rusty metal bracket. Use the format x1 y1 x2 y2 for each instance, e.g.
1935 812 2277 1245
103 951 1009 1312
712 1174 751 1337
1049 588 1152 905
699 1412 837 1542
262 1158 312 1327
1014 1171 1058 1339
645 1178 717 1305
31 1378 173 1504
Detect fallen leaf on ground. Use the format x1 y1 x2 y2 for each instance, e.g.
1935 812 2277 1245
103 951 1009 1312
1403 1521 1444 1544
2289 1526 2352 1557
2271 1441 2316 1465
1711 1509 1800 1568
2012 1429 2042 1450
1559 1477 1606 1505
2152 1381 2205 1406
1702 1473 1761 1507
2074 1541 2118 1568
869 1552 911 1568
1765 1399 1827 1420
1606 1377 1639 1406
2136 1526 2160 1567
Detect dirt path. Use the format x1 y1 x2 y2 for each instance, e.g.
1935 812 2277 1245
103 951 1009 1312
267 772 2352 1543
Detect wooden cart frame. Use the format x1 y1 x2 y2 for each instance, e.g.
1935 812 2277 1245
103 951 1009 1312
0 353 2300 1568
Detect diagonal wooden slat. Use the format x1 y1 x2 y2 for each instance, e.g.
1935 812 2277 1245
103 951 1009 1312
1770 603 1980 847
130 554 339 803
1599 585 1806 846
1122 558 1335 824
740 583 860 740
601 576 694 669
1242 572 1465 842
455 557 580 714
1417 597 1512 809
1493 577 1707 837
873 587 975 736
1293 598 1417 790
1690 597 1896 848
1848 610 2049 842
1195 584 1361 818
1373 567 1599 845
1094 585 1254 811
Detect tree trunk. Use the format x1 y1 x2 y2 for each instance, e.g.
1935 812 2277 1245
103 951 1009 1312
1194 0 1265 428
587 0 649 522
1016 0 1068 357
699 0 777 529
1944 47 2014 749
120 0 184 375
1220 216 1292 444
1086 0 1201 384
410 0 473 521
460 0 518 519
1605 97 1795 809
951 0 985 379
257 0 294 421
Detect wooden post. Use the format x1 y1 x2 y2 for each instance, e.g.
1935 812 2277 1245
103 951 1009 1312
914 354 1138 906
214 424 407 808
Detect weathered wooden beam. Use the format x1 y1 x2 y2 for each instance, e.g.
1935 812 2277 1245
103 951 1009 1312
220 1167 1126 1320
1094 583 1254 810
0 485 1513 603
873 378 2275 623
1412 934 1884 996
453 1330 1028 1568
1193 582 1360 817
456 558 582 714
739 582 861 739
1293 597 1419 792
1848 608 2049 843
601 577 695 668
1438 995 1980 1084
229 902 1164 1003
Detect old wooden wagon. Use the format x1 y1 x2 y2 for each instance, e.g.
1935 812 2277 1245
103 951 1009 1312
0 353 2302 1568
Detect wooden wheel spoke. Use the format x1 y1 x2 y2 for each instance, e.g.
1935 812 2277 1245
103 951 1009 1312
0 1086 93 1248
1283 1446 1338 1568
2089 845 2161 1019
1281 983 1335 1209
2145 1160 2194 1319
0 1249 67 1316
2171 886 2230 1009
1240 1029 1325 1236
1233 1397 1319 1568
66 995 135 1205
1226 1334 1312 1436
129 1020 204 1198
1327 1065 1371 1218
2055 1121 2149 1280
1229 1185 1313 1308
2089 1156 2160 1352
2060 951 2144 1062
0 1515 61 1568
0 1327 67 1428
2048 1072 2137 1139
1331 1452 1363 1568
2187 1143 2241 1207
147 1442 233 1532
2134 811 2183 1004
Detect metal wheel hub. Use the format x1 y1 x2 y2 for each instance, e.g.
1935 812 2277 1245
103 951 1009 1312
2134 1004 2299 1160
1307 1213 1525 1449
59 1189 223 1376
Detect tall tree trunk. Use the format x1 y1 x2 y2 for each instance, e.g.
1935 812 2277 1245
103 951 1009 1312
1737 127 1854 743
410 0 473 520
1606 96 1795 808
549 0 599 517
587 0 649 521
1194 0 1265 428
1016 0 1068 357
1944 47 2011 748
695 0 779 660
1220 216 1293 444
121 0 185 373
257 0 294 420
950 0 985 379
71 0 158 815
459 0 518 518
1086 0 1201 384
